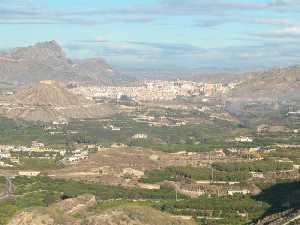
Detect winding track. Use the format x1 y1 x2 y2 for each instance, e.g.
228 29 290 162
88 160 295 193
0 176 13 201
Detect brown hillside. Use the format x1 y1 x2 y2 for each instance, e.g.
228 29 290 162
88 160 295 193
13 80 89 106
8 195 195 225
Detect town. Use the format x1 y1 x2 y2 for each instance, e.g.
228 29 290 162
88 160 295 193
71 80 239 102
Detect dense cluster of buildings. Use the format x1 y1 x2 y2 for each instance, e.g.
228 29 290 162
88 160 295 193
71 80 237 102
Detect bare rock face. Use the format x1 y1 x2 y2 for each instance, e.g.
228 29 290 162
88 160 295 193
8 195 196 225
0 41 124 88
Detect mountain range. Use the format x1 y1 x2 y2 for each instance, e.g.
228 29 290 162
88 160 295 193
0 41 128 88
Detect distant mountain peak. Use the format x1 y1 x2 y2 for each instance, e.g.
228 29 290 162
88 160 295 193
0 41 129 87
4 40 66 62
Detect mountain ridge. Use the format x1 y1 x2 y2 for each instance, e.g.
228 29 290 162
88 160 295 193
0 41 126 88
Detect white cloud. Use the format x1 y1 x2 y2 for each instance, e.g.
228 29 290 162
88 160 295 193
273 26 300 35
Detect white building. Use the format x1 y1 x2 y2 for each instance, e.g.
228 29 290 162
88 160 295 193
235 136 253 143
18 171 41 177
132 133 148 139
228 189 250 196
0 152 11 159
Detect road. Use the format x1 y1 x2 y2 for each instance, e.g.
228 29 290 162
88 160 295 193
283 212 300 225
0 176 13 201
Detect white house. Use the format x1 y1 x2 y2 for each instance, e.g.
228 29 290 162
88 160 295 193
235 136 253 143
18 171 41 177
250 172 264 179
0 152 11 159
228 189 250 196
132 133 148 139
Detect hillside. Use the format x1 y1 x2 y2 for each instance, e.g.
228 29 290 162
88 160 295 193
73 58 132 85
13 80 88 106
8 195 195 225
255 209 300 225
226 65 300 119
0 80 115 122
229 66 300 102
0 41 125 88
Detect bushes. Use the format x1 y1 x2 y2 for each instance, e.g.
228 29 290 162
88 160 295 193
142 166 251 183
12 176 184 201
0 176 187 225
0 191 61 225
155 196 270 225
19 158 61 170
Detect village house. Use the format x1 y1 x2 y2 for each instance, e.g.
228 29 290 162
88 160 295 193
250 172 265 179
137 183 161 190
31 141 45 148
213 149 226 158
52 118 68 125
0 161 13 167
18 171 41 177
132 133 148 139
293 164 300 170
226 148 239 154
0 152 11 159
111 143 128 148
110 125 121 131
235 136 253 143
228 189 250 196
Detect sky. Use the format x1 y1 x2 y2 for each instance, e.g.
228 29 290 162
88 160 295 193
1 0 300 72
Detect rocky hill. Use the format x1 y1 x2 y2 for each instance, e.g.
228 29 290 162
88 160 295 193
226 65 300 119
229 66 300 102
8 195 195 225
0 41 125 88
255 209 300 225
73 58 131 86
0 80 115 122
13 80 88 106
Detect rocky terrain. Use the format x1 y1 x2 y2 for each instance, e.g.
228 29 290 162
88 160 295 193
225 65 300 119
8 195 195 225
0 80 115 122
255 209 300 225
0 41 125 88
48 147 202 186
229 66 300 102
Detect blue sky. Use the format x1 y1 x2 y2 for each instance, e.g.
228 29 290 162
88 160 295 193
1 0 300 72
